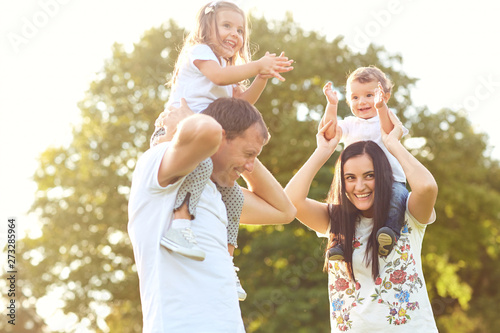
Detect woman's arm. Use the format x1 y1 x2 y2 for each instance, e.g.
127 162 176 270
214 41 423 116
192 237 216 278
382 112 438 224
284 121 342 234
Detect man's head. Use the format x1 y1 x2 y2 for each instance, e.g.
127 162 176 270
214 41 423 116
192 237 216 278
202 98 269 187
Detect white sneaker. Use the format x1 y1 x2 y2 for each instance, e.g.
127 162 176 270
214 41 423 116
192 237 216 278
232 259 247 301
161 219 205 261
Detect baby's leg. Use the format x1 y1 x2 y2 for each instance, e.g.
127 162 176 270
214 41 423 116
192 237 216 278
377 182 409 256
386 182 409 239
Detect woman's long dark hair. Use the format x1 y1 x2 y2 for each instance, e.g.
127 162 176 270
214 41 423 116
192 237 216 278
325 141 394 282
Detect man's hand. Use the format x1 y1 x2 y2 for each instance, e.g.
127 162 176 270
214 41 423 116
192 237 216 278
152 98 194 145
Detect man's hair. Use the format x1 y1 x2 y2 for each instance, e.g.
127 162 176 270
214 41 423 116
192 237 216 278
202 97 269 142
325 141 394 281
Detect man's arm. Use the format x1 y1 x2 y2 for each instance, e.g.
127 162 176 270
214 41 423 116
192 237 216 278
158 113 222 187
239 158 296 225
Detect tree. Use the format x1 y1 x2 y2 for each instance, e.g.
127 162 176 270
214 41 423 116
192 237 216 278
17 13 499 333
406 107 500 332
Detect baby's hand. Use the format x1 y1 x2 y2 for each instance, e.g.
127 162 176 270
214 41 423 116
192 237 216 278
323 82 339 105
375 82 386 109
257 52 294 81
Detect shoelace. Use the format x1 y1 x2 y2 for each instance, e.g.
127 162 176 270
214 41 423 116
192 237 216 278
233 266 242 285
181 228 198 244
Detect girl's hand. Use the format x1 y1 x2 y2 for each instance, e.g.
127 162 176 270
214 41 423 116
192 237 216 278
323 82 338 105
317 120 342 152
374 81 387 109
257 52 294 81
381 108 404 149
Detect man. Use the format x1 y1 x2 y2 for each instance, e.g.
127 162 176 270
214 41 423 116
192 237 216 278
128 98 296 332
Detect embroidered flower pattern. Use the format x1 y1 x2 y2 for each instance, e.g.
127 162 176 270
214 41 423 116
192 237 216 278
370 221 424 326
328 220 425 330
328 236 364 331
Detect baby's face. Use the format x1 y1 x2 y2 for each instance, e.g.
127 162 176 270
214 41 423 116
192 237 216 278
346 80 381 119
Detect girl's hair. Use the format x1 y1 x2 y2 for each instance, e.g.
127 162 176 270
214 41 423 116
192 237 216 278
346 66 393 104
169 1 252 87
325 141 394 282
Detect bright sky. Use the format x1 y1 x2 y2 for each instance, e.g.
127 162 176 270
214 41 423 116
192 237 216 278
1 0 499 331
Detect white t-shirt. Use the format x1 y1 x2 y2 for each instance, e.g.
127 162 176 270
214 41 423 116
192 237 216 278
168 44 233 113
339 114 408 183
128 142 245 333
324 195 438 332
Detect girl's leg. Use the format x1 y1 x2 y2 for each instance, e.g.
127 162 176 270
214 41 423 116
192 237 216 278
161 158 213 261
216 183 246 301
173 158 213 218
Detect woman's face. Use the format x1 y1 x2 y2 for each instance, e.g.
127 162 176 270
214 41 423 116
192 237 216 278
343 154 375 217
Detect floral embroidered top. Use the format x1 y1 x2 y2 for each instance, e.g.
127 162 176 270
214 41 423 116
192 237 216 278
326 199 438 332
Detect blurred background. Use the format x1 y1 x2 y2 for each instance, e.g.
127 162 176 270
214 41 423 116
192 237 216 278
1 0 499 332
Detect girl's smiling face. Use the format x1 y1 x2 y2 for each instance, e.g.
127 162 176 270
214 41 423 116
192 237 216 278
211 9 245 60
343 153 376 217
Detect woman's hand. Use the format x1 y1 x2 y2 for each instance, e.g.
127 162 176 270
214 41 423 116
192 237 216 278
381 108 404 152
317 120 342 153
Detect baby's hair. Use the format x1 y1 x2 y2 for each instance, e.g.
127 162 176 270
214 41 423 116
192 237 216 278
169 1 252 87
346 66 394 95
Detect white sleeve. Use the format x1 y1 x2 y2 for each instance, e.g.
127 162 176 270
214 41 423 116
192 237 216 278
189 44 219 65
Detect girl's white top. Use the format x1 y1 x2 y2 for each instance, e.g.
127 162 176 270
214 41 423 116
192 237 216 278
168 44 233 113
324 195 438 332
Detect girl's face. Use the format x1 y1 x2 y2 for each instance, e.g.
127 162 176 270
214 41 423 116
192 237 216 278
343 154 375 217
211 9 245 59
347 80 388 120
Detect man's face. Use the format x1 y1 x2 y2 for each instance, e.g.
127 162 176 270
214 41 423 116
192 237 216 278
210 123 266 187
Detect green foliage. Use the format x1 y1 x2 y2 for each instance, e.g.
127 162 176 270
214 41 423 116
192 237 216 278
408 108 500 332
17 13 500 333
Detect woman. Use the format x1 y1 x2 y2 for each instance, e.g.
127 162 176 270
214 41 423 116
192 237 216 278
285 112 438 331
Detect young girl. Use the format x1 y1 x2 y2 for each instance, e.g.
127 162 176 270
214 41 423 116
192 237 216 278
319 66 409 260
151 0 294 301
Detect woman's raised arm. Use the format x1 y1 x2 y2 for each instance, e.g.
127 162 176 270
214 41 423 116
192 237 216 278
382 112 438 224
284 121 342 234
